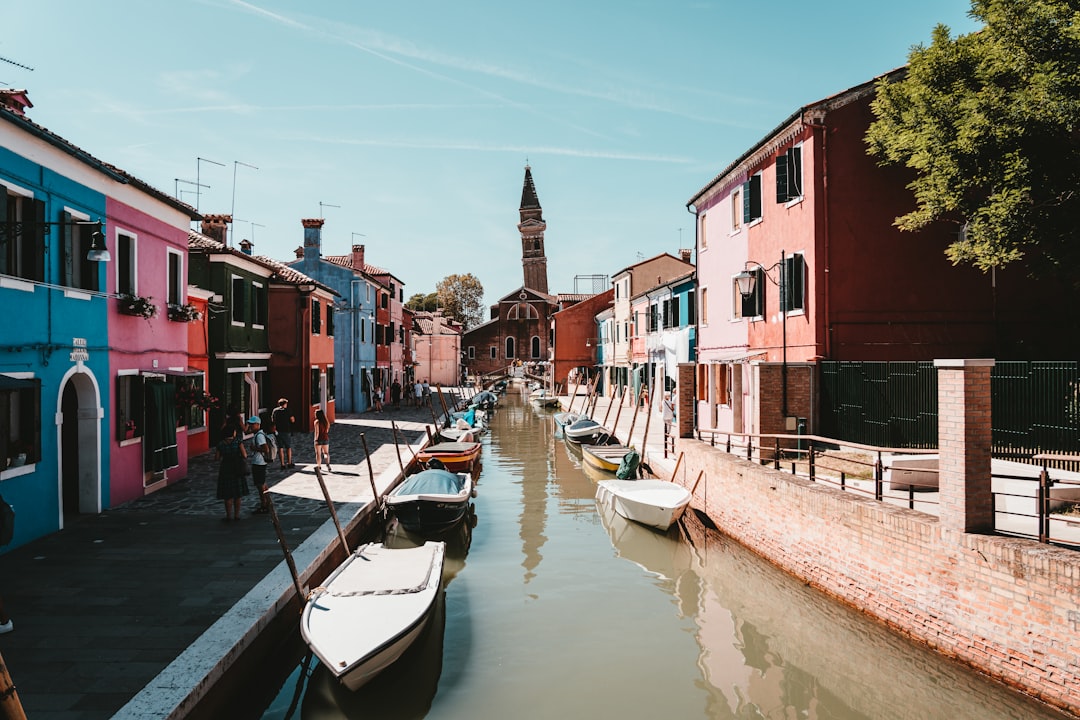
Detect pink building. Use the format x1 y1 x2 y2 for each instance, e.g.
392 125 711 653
688 68 1079 439
106 195 199 505
412 310 463 388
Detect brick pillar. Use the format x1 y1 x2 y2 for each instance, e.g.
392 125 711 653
677 363 695 438
935 358 994 534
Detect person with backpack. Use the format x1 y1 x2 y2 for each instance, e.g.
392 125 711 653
247 415 271 514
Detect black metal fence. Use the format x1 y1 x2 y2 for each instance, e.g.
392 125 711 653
820 360 1080 462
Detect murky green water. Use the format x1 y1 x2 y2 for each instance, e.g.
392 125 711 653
259 389 1070 719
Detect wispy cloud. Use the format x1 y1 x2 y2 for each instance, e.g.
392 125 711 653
279 133 693 164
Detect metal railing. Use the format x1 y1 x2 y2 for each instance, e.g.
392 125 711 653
695 429 1080 549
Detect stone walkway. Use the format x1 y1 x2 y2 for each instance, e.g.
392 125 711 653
0 394 467 720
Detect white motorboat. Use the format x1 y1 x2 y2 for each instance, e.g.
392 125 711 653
301 541 446 690
595 479 692 532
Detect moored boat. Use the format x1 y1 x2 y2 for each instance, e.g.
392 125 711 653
581 443 638 474
417 441 482 473
595 479 692 532
301 541 446 691
386 468 474 536
563 417 610 445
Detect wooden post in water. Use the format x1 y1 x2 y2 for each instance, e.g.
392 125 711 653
392 420 420 471
436 386 450 420
671 452 685 486
312 466 349 555
606 386 627 438
359 433 381 510
565 378 581 413
389 422 406 476
639 389 654 458
0 649 28 720
625 384 645 445
261 489 308 605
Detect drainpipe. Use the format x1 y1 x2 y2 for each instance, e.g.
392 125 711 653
685 201 700 430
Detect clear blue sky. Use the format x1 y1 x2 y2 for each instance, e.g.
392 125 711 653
3 1 981 308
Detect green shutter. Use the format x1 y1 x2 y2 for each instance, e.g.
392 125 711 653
776 153 789 203
28 198 45 281
742 181 751 224
748 175 762 220
790 146 802 198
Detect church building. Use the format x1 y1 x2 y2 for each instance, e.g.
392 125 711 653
463 166 561 377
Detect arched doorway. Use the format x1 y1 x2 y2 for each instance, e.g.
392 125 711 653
58 369 102 520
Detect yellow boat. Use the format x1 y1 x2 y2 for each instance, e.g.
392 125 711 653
580 443 636 473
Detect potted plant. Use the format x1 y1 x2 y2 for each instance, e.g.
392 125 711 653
118 294 158 319
168 303 202 323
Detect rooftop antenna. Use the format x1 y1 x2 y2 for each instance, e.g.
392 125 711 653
319 201 340 219
351 232 366 245
229 160 259 247
0 56 34 71
195 157 224 212
234 219 265 244
175 178 209 203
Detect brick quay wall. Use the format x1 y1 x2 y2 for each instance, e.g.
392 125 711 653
667 360 1080 718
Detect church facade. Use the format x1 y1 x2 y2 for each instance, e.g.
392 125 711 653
463 166 560 378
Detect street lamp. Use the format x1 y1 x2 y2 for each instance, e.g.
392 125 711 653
735 250 788 417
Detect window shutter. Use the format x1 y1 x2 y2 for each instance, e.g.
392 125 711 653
28 198 45 281
789 146 802 198
61 211 75 287
776 153 789 203
0 192 8 276
748 175 762 220
742 181 751 224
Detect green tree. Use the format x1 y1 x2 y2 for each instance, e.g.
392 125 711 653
405 292 439 312
866 0 1080 277
436 273 484 330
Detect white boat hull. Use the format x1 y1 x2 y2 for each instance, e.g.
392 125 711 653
301 542 445 690
595 479 692 532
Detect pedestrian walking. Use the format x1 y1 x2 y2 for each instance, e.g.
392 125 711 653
391 379 402 409
662 390 676 436
314 408 331 472
373 383 383 413
422 379 431 408
414 379 423 407
247 415 271 514
271 397 296 469
215 422 249 521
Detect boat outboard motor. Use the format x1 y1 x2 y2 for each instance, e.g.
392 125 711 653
428 458 446 470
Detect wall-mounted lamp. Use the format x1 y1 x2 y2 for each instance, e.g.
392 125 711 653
1 219 111 262
736 251 788 416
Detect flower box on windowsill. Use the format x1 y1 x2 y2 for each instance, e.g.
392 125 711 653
168 303 202 323
118 294 158 319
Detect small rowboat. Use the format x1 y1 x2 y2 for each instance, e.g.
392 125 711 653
301 542 445 690
386 468 475 536
417 441 482 473
595 479 692 532
563 417 610 445
581 443 637 473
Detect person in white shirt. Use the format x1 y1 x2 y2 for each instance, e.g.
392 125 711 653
662 391 676 436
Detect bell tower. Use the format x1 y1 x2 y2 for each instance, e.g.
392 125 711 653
518 165 549 294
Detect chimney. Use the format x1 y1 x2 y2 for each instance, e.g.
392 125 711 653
201 214 231 245
239 239 253 256
294 246 304 259
301 218 325 275
352 244 365 272
0 90 33 117
679 248 693 264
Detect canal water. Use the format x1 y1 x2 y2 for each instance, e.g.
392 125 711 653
257 388 1070 719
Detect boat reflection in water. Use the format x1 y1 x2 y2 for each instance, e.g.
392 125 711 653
298 510 474 719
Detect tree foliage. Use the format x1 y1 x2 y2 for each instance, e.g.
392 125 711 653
404 292 439 312
866 0 1080 277
436 273 484 330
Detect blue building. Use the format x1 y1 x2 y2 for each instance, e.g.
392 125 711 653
0 91 196 547
289 222 381 414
